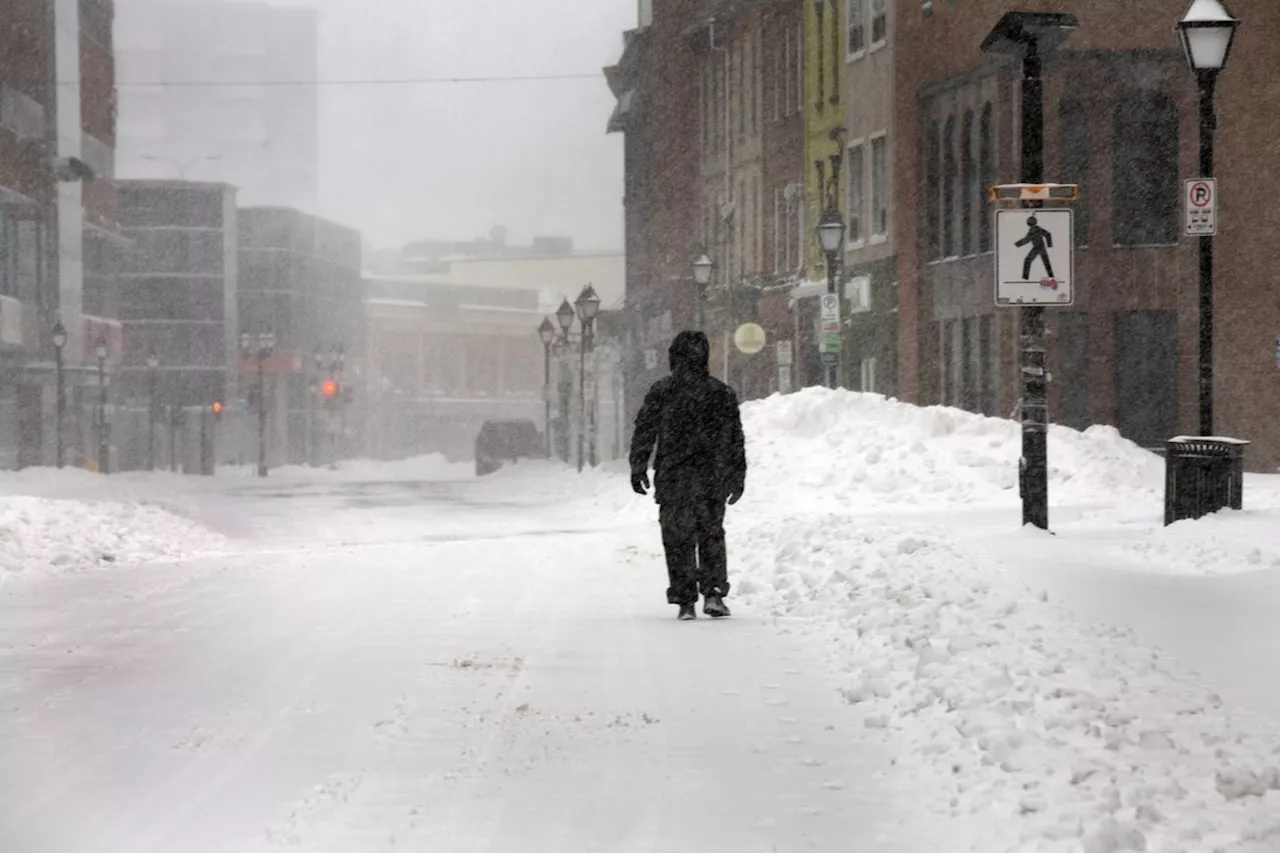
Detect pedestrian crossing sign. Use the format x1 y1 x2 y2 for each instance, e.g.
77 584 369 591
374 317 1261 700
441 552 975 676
994 208 1074 307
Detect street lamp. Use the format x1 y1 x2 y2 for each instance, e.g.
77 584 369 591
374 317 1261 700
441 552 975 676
51 320 67 468
241 330 275 477
574 284 601 472
1177 0 1238 436
692 252 714 330
146 348 160 471
538 317 556 459
95 337 110 474
982 11 1077 532
814 206 846 390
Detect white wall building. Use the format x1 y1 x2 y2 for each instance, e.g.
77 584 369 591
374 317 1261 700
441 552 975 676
114 0 319 213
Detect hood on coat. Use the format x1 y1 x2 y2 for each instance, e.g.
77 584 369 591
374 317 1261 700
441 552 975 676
669 330 711 376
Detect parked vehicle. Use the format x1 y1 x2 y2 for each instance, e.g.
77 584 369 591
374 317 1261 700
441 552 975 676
474 419 544 476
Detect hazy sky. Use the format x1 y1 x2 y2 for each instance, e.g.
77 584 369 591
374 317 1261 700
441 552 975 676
291 0 636 252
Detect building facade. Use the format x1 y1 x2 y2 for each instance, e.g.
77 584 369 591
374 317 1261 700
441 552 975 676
114 0 319 213
237 207 362 466
896 0 1280 470
0 0 123 470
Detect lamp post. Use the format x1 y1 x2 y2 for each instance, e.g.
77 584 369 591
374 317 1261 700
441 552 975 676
538 317 556 458
692 252 713 331
51 320 67 468
982 11 1077 532
95 337 110 474
242 330 274 477
815 207 847 389
1177 0 1238 436
146 348 159 470
556 298 575 463
574 284 601 473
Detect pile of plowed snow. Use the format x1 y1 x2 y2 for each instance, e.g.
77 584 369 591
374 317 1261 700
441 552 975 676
741 388 1163 509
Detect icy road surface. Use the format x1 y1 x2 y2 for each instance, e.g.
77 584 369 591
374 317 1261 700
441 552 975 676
0 475 938 853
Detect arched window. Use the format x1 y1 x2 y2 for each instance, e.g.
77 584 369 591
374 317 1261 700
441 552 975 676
943 116 956 257
978 103 994 252
961 110 974 256
926 120 940 260
1112 90 1178 246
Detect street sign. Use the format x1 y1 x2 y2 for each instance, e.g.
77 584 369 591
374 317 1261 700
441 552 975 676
818 293 841 353
995 208 1074 306
776 339 793 367
820 352 838 367
1184 178 1217 237
734 323 767 354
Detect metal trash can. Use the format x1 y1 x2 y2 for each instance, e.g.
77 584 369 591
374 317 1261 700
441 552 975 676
1163 436 1249 525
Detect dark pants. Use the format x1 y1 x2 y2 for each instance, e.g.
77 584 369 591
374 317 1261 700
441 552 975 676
659 494 729 605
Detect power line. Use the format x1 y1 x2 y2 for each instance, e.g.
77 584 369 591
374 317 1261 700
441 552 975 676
71 72 602 89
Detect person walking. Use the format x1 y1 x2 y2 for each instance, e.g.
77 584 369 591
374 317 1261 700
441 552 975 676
629 331 747 620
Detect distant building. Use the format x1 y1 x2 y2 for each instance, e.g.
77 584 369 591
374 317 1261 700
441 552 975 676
237 207 362 465
114 0 319 213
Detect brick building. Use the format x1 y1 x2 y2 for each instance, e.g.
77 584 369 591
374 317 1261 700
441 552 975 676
0 0 124 469
895 0 1280 470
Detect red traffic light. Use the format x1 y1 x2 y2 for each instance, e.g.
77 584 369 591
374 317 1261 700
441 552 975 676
211 401 223 414
321 379 338 398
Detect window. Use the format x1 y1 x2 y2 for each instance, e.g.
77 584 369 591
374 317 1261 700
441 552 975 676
861 357 878 392
871 134 888 237
1060 98 1091 247
848 276 871 312
736 44 745 137
815 3 825 110
847 0 865 56
961 110 974 255
942 117 956 255
871 0 888 45
927 120 941 260
830 0 840 104
773 37 783 121
978 103 994 252
773 189 782 273
846 142 864 244
1112 91 1178 246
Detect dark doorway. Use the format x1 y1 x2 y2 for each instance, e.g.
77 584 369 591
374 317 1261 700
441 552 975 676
1114 310 1179 448
1057 312 1091 431
17 384 42 468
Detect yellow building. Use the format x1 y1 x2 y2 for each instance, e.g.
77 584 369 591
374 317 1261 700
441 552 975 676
803 0 847 280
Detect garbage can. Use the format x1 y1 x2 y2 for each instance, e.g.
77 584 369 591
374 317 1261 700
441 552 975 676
1163 436 1249 526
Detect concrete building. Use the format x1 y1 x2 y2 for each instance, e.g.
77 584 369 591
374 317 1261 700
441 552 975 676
114 0 319 213
895 0 1280 470
0 0 124 470
237 207 362 466
114 179 237 469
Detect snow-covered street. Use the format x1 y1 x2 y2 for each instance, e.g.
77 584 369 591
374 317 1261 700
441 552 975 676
3 389 1280 852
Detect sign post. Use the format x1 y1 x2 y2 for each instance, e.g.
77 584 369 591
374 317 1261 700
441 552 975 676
818 294 841 381
1184 178 1217 237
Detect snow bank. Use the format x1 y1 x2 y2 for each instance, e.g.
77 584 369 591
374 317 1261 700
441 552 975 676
0 495 228 584
730 511 1280 852
226 452 475 484
742 388 1163 510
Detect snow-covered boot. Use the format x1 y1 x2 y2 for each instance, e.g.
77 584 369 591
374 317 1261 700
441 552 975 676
677 603 697 621
703 595 730 618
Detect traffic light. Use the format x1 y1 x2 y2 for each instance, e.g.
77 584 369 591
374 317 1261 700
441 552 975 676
211 400 223 419
321 379 338 400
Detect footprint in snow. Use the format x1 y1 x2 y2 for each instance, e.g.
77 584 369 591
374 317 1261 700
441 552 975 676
822 780 846 791
800 758 824 767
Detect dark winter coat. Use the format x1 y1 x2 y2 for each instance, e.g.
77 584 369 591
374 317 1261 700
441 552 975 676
629 331 747 504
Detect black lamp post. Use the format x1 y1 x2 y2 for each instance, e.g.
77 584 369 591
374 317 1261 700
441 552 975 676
95 337 110 474
574 284 601 473
146 348 159 470
815 207 847 389
537 317 556 458
1177 0 1238 436
982 11 1077 532
242 330 275 477
692 252 713 331
51 320 67 468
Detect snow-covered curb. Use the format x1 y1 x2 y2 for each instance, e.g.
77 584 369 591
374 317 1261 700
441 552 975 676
731 512 1280 852
0 496 228 584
